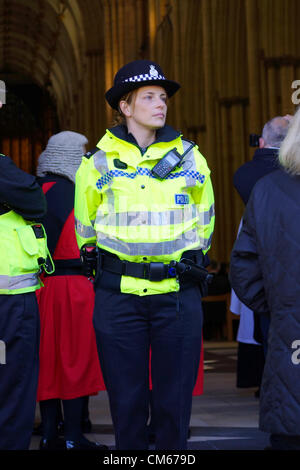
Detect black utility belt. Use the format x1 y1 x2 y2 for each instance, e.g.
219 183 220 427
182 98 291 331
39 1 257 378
98 253 212 284
44 258 83 277
99 254 176 282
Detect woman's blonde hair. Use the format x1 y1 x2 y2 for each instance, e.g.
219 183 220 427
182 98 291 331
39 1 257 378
279 108 300 175
112 90 137 126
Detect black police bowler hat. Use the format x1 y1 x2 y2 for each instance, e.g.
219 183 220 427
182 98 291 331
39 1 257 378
105 60 181 110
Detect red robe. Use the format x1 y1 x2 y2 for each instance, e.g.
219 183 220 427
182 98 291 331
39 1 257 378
36 177 105 401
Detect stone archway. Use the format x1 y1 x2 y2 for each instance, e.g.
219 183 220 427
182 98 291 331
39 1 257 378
0 0 107 157
0 72 59 173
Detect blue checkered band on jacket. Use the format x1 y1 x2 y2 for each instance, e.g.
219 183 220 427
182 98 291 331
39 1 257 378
124 74 165 83
96 167 205 190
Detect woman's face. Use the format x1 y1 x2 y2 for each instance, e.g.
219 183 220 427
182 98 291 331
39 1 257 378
121 86 168 131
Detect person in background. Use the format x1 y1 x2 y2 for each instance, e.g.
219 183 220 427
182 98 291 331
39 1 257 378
35 131 107 451
0 100 48 449
231 115 290 392
230 108 300 450
75 60 215 450
233 115 291 204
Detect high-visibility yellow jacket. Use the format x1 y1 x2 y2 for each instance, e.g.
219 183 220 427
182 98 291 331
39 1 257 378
0 210 50 294
74 125 215 296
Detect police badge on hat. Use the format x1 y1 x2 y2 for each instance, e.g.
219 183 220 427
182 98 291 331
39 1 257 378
149 65 159 78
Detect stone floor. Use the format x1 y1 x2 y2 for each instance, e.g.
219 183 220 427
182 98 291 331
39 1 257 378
30 341 270 451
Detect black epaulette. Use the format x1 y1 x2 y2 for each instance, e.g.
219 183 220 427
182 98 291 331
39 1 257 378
84 147 100 159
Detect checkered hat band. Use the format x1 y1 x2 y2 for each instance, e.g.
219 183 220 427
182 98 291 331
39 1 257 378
124 74 165 83
96 168 205 190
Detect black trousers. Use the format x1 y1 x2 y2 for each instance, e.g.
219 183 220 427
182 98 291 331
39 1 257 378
270 434 300 450
93 284 203 450
0 292 40 449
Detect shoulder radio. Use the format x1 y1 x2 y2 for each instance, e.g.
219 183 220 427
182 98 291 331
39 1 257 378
151 141 195 180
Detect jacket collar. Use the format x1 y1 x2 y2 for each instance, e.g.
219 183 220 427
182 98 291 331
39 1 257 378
107 124 181 154
253 147 279 161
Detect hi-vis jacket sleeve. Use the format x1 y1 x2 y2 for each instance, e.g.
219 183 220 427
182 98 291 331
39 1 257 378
229 194 268 313
191 149 215 255
74 156 101 249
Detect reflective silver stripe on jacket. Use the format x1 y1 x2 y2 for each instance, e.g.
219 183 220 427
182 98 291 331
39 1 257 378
93 149 115 211
93 149 109 175
95 203 214 228
182 140 198 187
75 218 97 239
95 206 198 227
96 229 212 256
196 203 215 226
0 272 39 290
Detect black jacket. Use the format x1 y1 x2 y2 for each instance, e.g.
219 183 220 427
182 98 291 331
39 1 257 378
230 168 300 435
0 154 46 219
233 148 279 205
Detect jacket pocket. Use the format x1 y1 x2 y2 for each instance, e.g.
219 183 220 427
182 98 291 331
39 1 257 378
16 225 39 256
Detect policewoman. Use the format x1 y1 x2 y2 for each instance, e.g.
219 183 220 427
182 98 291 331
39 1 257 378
0 130 49 447
75 60 215 450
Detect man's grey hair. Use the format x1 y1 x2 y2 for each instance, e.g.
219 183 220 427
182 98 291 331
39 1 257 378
262 116 290 148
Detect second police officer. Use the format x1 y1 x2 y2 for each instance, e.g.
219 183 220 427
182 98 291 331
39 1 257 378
74 60 215 450
0 98 50 449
